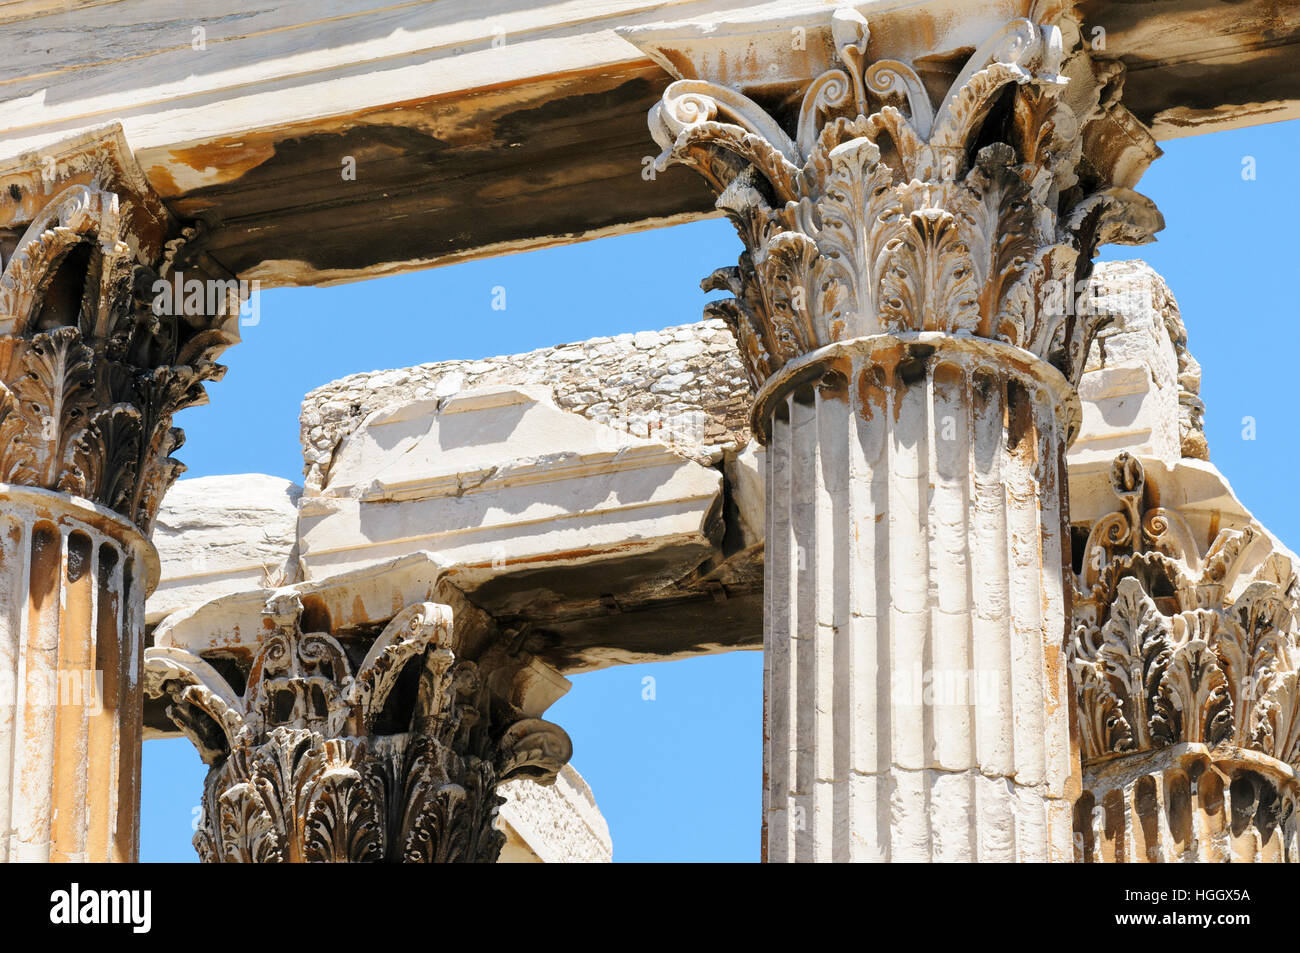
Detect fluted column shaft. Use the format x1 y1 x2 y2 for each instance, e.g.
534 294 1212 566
0 486 154 861
759 334 1080 861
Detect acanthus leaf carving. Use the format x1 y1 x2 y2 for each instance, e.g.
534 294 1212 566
146 591 571 863
0 182 236 532
2 326 97 488
1069 453 1300 771
1095 576 1171 752
302 740 387 863
644 9 1161 391
58 401 142 511
216 779 283 864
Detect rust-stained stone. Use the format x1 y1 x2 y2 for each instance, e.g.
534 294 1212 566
160 71 717 284
0 486 152 862
2 2 1295 288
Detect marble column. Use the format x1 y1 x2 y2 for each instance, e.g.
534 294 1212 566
634 8 1163 860
0 128 236 860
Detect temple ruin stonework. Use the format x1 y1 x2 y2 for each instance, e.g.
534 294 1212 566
0 1 1296 863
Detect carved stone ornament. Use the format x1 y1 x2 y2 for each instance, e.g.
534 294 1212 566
645 4 1163 397
0 169 236 534
1070 453 1300 768
144 591 572 863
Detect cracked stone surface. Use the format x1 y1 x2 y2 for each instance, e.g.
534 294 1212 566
299 317 752 490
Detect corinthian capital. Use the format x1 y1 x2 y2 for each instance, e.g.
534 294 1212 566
0 126 238 534
630 5 1162 393
1071 453 1300 768
1069 453 1300 861
144 552 573 863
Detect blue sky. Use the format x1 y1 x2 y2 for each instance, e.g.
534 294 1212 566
140 117 1299 862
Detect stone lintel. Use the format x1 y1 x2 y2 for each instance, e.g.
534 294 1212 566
1 3 1292 286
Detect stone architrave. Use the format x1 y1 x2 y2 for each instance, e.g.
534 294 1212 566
628 5 1163 861
0 126 237 861
144 552 573 863
296 385 724 580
